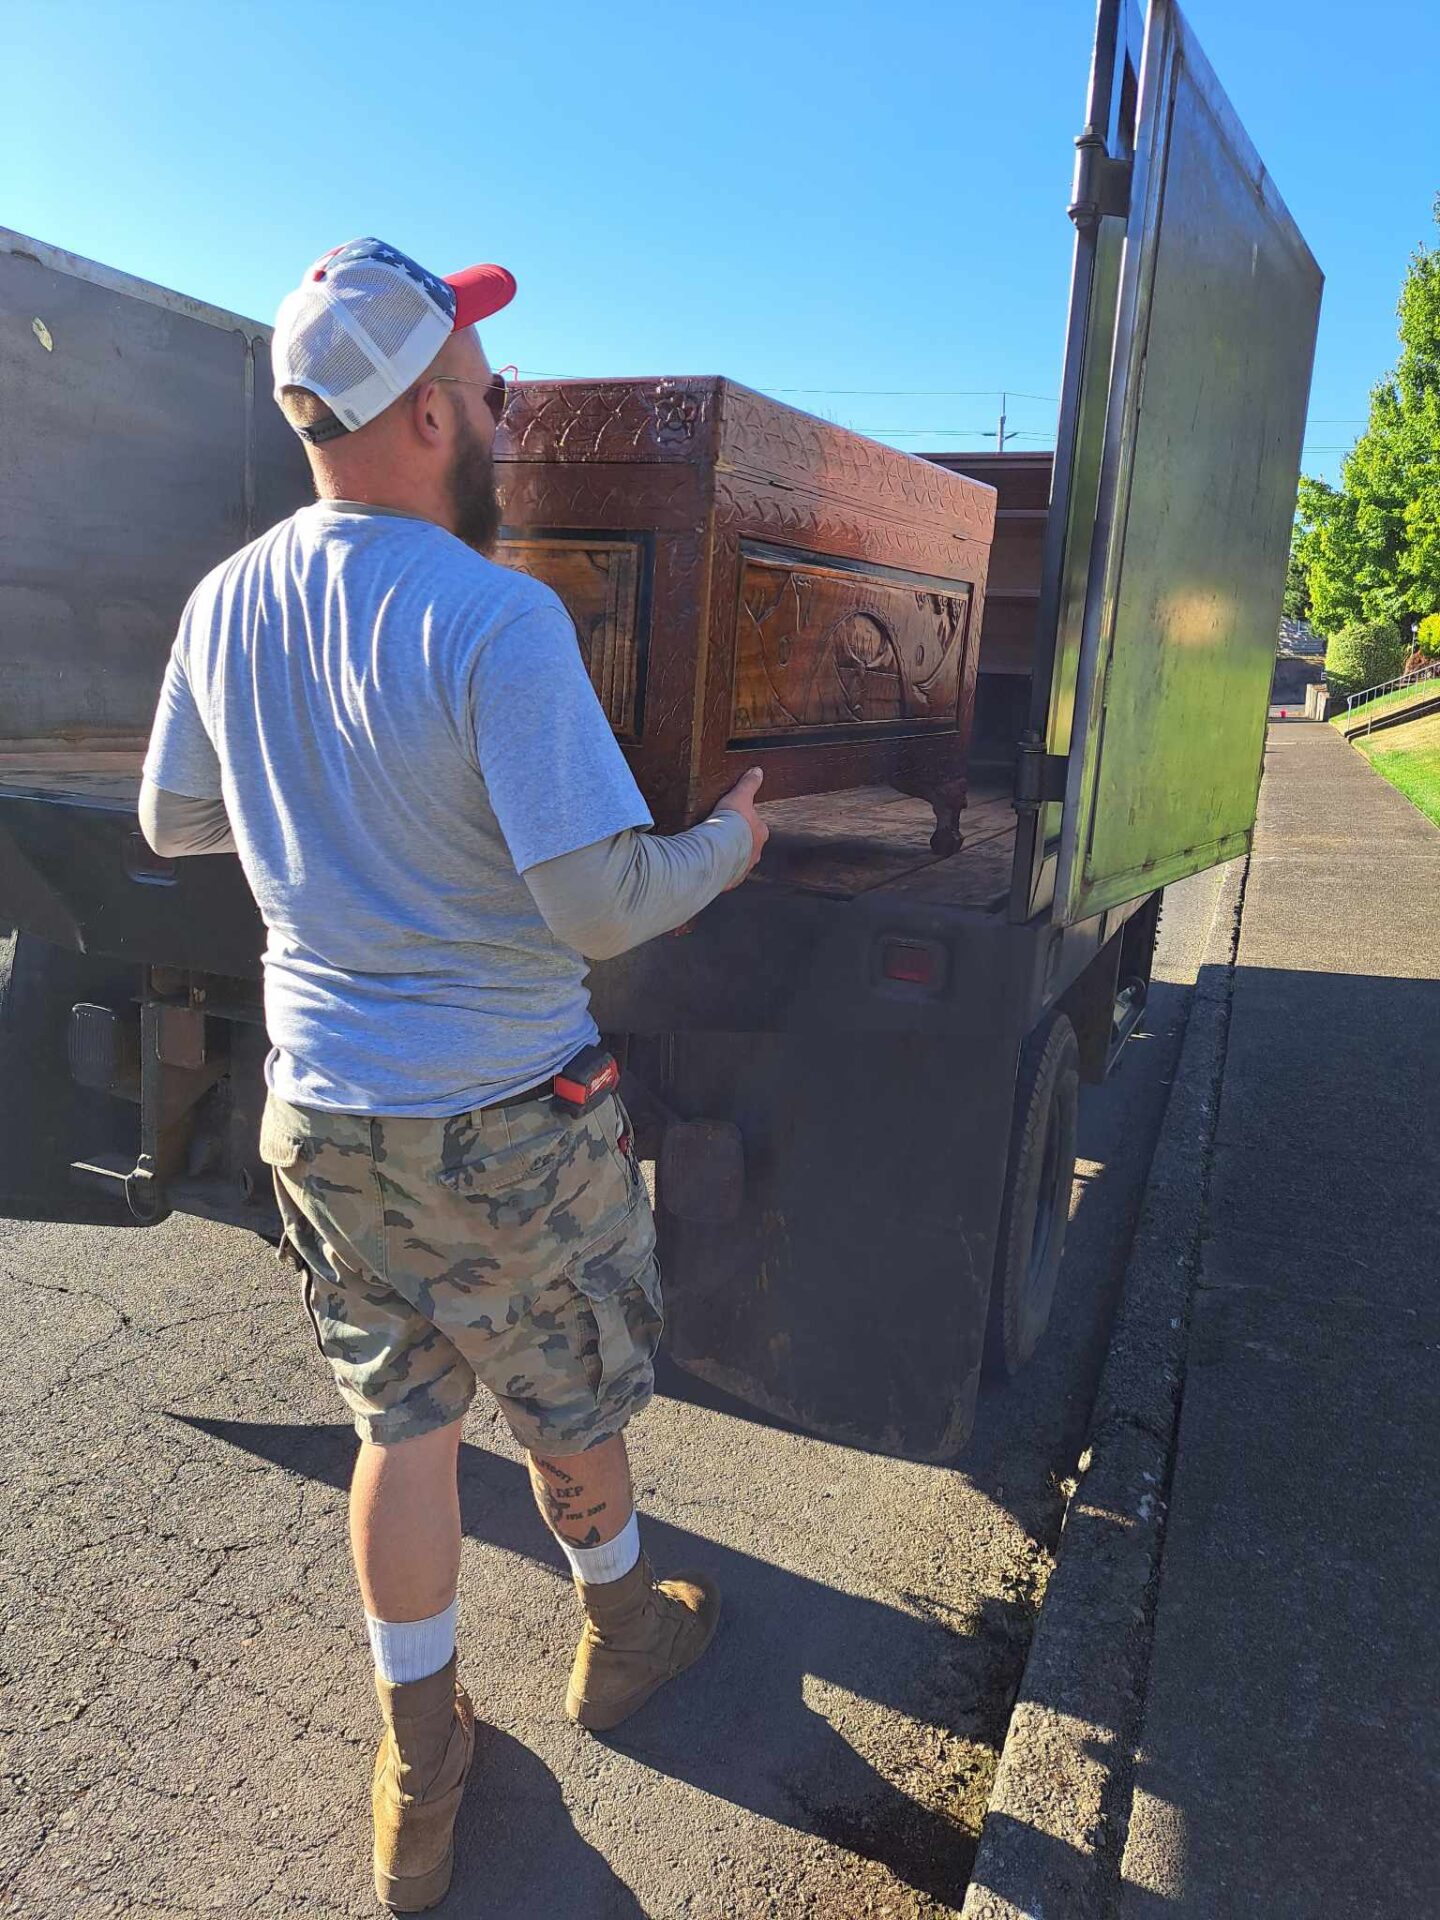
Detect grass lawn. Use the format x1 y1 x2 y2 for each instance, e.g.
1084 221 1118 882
1355 707 1440 829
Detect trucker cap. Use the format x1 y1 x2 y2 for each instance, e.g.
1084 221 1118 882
272 237 516 442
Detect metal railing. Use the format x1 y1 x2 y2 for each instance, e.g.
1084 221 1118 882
1344 661 1440 735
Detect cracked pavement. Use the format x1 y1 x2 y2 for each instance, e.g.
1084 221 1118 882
0 868 1225 1919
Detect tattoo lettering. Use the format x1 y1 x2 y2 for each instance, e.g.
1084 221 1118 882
529 1454 611 1545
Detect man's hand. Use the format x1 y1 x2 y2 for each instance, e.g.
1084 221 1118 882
665 768 770 935
715 766 769 888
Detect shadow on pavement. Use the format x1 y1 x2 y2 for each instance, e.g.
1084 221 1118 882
962 947 1440 1917
453 1726 647 1918
176 1414 1023 1905
1109 960 1440 1917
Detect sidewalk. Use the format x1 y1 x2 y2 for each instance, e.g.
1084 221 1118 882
1118 720 1440 1912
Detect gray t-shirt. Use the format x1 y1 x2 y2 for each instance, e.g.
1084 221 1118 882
144 501 653 1116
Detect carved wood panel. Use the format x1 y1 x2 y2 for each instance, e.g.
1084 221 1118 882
492 376 997 829
730 549 973 742
717 382 998 543
714 472 993 580
496 378 718 466
493 534 648 740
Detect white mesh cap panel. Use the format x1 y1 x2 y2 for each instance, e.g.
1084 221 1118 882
330 261 437 358
271 254 452 432
276 286 376 396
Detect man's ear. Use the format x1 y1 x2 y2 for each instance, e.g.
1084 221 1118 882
408 378 448 448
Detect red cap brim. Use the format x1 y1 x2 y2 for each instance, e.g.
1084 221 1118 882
445 263 517 328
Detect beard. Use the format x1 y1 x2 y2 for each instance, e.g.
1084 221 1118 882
447 413 503 555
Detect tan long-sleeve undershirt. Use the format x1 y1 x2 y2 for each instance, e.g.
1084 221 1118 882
138 780 753 962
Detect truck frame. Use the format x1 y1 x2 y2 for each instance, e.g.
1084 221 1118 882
0 0 1320 1459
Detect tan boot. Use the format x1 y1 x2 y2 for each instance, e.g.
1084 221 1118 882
371 1656 475 1912
566 1555 721 1731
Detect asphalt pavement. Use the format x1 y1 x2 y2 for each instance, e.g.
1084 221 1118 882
0 864 1225 1920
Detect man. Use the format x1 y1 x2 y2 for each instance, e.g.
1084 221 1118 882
140 237 767 1913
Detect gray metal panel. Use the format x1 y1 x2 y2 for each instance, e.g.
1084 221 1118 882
0 231 311 743
1054 0 1322 921
250 330 316 536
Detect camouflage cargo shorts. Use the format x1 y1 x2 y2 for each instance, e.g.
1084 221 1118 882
259 1085 663 1453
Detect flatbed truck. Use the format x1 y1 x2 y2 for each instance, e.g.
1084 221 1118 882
0 0 1320 1458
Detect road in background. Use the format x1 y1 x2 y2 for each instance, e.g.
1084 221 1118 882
0 864 1227 1919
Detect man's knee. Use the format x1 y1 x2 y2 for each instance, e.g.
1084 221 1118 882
357 1415 466 1472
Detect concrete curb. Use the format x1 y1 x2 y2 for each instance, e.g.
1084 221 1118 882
961 859 1247 1920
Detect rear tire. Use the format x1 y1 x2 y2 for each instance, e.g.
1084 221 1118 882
984 1012 1080 1379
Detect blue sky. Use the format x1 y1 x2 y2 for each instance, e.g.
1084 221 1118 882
7 0 1438 484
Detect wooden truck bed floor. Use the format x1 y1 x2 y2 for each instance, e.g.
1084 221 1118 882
0 740 150 809
0 744 1017 913
750 779 1017 908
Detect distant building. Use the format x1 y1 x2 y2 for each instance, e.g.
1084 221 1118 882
1273 619 1325 703
1278 617 1324 659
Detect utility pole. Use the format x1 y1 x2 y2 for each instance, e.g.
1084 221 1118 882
993 391 1019 451
990 391 1029 451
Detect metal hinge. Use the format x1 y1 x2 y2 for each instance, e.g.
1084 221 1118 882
1069 135 1133 230
1014 737 1070 810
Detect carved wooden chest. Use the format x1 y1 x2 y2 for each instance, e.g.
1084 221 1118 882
494 378 996 841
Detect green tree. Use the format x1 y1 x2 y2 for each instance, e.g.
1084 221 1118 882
1282 543 1311 622
1323 619 1407 702
1291 475 1356 631
1290 197 1440 637
1417 611 1440 659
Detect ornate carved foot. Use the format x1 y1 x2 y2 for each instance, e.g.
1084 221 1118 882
929 803 966 859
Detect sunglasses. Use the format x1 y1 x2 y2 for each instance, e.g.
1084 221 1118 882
431 365 516 424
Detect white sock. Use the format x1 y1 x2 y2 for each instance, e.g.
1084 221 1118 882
561 1510 641 1586
365 1598 458 1684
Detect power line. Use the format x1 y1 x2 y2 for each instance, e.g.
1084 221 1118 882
512 371 1060 403
761 386 1060 402
511 374 1369 423
853 427 1054 438
509 372 1363 455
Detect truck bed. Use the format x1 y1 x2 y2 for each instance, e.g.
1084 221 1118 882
749 778 1016 908
0 742 1018 914
0 739 149 809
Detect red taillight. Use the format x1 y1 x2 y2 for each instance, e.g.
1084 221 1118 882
881 940 938 986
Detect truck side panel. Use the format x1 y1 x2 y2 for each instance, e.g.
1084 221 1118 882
654 1031 1009 1462
0 229 309 746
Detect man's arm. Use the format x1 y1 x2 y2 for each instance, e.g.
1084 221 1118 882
524 809 754 961
141 625 228 859
138 780 237 857
472 597 767 949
